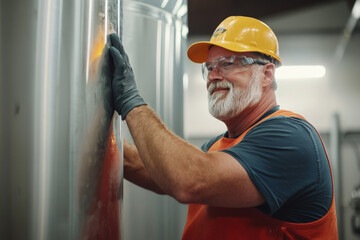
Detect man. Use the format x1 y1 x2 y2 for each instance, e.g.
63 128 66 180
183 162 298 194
107 16 338 239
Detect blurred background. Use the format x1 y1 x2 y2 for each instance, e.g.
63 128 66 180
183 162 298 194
1 0 360 239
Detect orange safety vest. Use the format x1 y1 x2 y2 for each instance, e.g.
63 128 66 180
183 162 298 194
182 110 338 240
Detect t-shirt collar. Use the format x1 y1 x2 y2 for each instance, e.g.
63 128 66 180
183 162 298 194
223 105 280 138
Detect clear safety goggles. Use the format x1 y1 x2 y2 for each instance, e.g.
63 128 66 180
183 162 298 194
201 56 268 81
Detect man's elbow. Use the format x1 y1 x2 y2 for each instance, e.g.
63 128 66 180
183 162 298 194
170 182 204 204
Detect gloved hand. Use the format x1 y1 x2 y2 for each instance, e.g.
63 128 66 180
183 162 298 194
108 33 146 120
98 44 115 118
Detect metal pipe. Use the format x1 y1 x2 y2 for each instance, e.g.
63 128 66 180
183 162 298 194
334 0 360 63
330 113 343 240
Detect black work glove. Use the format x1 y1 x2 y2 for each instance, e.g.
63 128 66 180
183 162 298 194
108 33 146 120
98 45 115 118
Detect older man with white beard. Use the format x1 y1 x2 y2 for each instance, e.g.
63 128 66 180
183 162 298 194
107 16 338 239
207 49 266 124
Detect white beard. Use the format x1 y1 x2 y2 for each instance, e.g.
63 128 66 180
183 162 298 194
208 66 263 121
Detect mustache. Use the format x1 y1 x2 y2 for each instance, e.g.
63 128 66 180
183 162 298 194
207 81 233 95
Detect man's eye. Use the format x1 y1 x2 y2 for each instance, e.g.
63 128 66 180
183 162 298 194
220 62 233 68
206 65 214 71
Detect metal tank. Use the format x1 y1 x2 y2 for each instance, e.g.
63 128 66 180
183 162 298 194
0 0 187 240
121 0 188 239
1 0 123 239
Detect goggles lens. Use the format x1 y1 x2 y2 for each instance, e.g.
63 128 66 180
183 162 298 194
201 56 268 81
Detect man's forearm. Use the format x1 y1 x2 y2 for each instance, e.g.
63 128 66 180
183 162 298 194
124 141 165 194
125 105 206 201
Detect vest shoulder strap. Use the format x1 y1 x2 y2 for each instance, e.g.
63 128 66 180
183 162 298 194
209 109 306 152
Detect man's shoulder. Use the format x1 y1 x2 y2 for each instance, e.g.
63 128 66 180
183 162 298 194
201 111 316 152
249 112 314 137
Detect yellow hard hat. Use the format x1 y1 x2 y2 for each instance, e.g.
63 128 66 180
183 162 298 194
187 16 281 66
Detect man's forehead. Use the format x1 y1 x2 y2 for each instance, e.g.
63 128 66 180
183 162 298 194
207 46 255 61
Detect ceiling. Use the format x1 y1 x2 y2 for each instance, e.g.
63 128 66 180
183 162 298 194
187 0 356 36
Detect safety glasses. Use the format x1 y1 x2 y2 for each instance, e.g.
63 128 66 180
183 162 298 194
201 56 268 81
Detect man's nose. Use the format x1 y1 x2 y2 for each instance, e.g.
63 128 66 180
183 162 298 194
207 67 223 83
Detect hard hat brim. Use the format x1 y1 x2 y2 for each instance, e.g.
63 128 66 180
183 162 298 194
187 41 281 65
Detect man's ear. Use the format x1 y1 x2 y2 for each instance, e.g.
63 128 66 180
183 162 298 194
262 63 275 88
